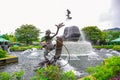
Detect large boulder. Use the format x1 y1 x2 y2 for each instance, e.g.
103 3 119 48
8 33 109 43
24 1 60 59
62 26 81 41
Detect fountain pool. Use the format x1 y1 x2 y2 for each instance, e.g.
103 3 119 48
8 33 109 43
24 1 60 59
1 43 120 80
1 26 120 79
0 46 102 80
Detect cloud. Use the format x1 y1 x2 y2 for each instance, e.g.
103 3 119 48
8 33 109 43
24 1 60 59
100 0 120 27
111 0 120 27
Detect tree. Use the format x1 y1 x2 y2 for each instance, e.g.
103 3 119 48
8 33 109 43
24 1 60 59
15 24 40 45
2 34 9 40
2 33 16 42
102 30 120 45
82 26 102 45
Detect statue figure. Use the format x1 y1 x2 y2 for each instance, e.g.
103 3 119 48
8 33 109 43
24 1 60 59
66 9 72 20
40 23 64 61
54 37 63 61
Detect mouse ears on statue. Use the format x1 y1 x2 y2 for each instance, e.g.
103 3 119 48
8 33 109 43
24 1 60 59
45 29 51 34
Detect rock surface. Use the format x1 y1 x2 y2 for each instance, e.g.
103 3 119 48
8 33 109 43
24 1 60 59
62 26 81 41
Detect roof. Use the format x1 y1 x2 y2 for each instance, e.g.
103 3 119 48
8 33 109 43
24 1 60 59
0 35 10 42
111 37 120 42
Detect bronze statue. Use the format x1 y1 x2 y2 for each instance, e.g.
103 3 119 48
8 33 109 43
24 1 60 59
40 23 64 61
54 37 63 61
66 9 72 20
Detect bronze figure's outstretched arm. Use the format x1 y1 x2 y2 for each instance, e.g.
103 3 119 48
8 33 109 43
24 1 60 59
51 23 64 38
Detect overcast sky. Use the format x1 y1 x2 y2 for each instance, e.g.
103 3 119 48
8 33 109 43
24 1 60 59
0 0 119 36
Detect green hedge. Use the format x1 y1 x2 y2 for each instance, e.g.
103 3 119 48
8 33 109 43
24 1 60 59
93 45 120 51
93 45 114 49
10 45 42 51
0 48 7 58
112 45 120 51
83 56 120 80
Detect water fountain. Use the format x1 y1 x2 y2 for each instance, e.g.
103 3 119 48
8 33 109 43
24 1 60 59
59 25 103 77
1 10 120 80
0 25 104 80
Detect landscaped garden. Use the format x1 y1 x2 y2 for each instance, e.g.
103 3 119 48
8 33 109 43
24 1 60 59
1 25 120 80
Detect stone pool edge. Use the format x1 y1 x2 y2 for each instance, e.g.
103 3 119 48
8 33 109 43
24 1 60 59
0 55 18 66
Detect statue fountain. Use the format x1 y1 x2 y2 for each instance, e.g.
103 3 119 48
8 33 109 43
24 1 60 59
1 9 116 79
0 23 100 80
30 23 103 78
1 24 120 79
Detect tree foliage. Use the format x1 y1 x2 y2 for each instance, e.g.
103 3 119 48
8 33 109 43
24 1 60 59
106 31 120 40
15 24 40 45
101 30 120 45
0 48 7 58
2 33 16 42
82 26 102 45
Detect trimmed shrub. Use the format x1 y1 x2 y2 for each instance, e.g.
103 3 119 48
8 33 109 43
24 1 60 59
0 70 24 80
112 45 120 51
93 45 113 49
31 65 76 80
84 56 120 80
0 48 7 58
10 45 42 51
